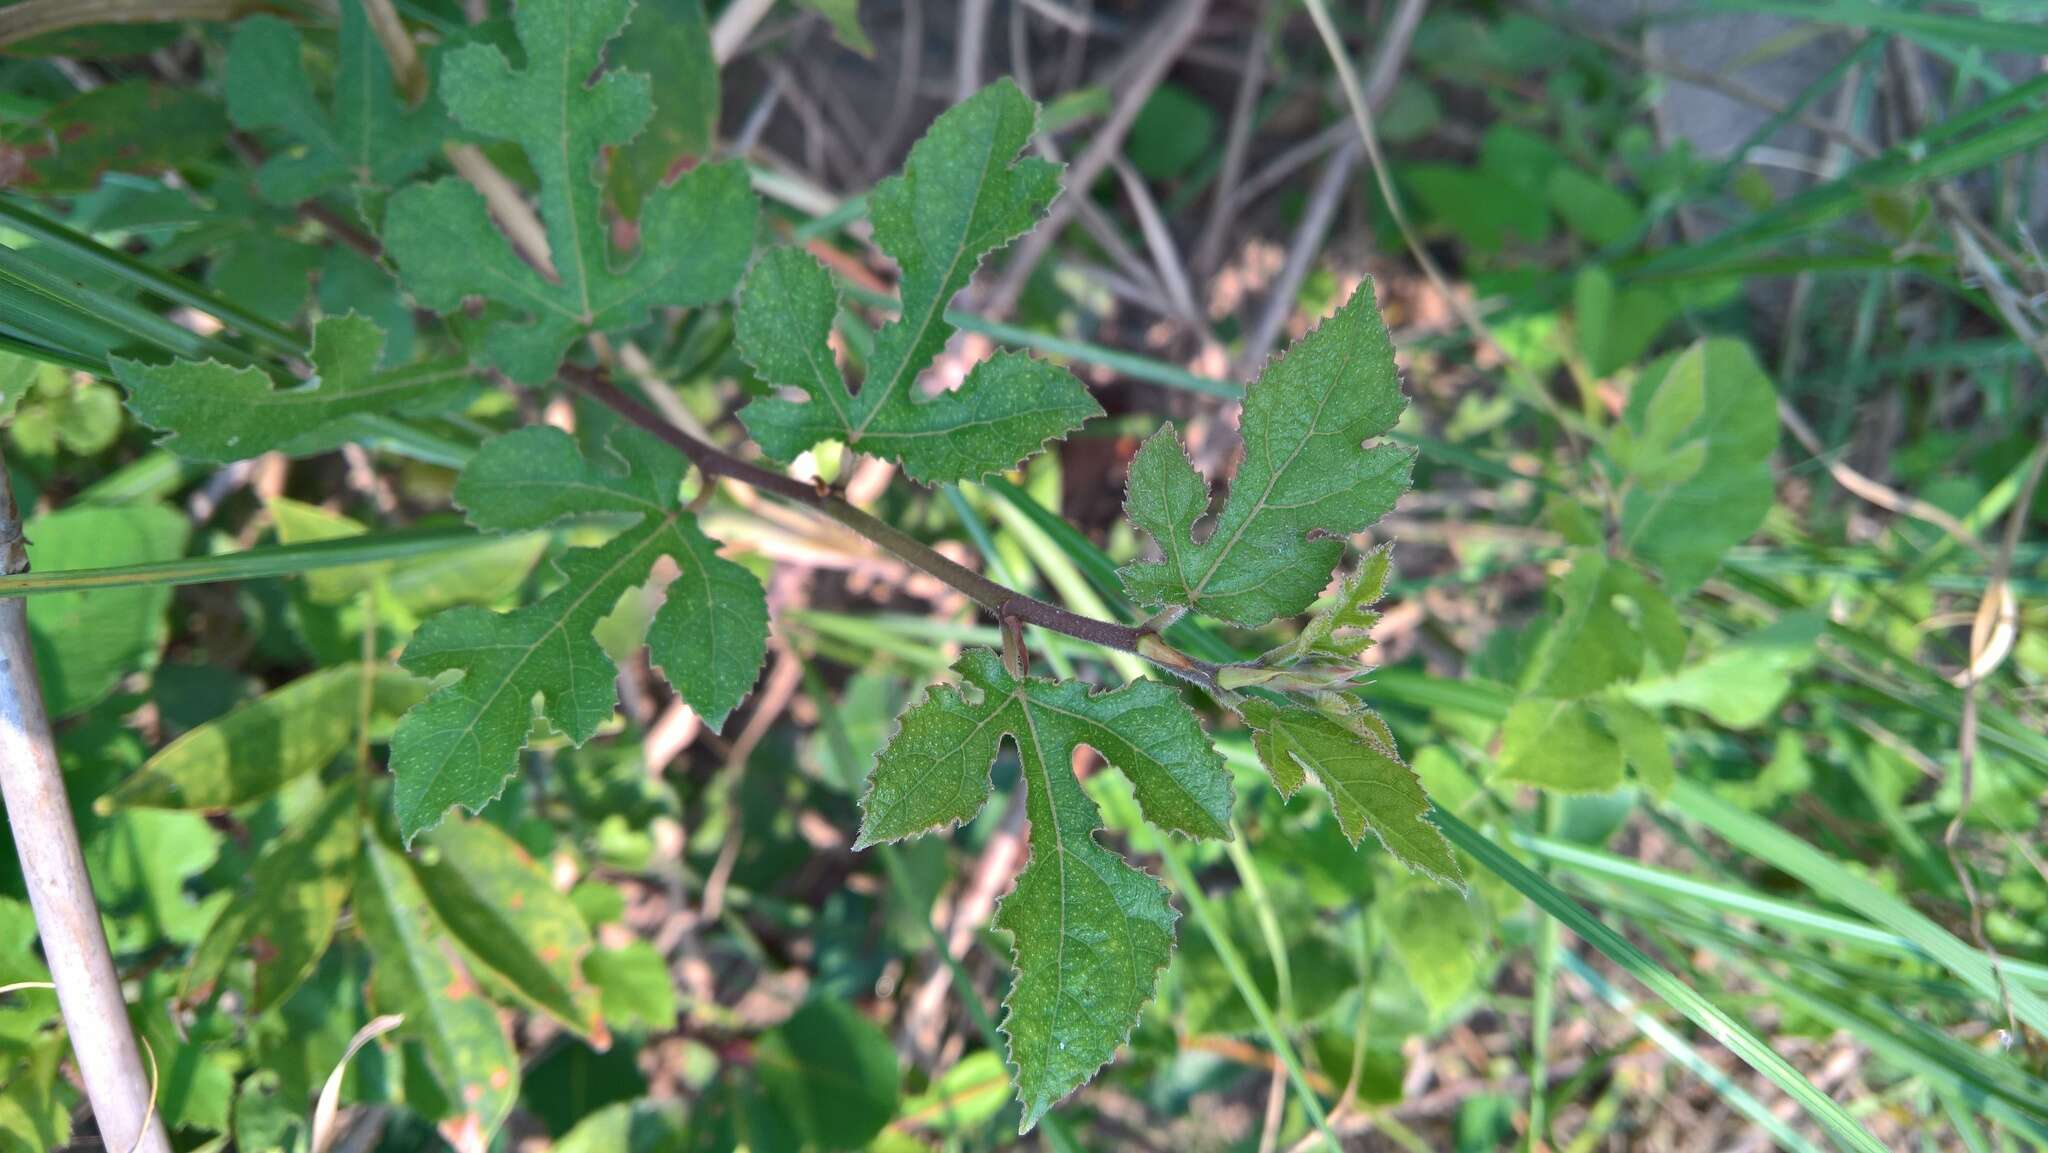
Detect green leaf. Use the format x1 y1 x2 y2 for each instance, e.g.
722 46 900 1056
896 1051 1011 1135
798 0 873 56
0 352 39 422
755 999 899 1150
1120 281 1414 627
110 663 426 811
268 496 386 605
391 426 767 841
605 0 717 221
1495 697 1623 793
25 503 188 717
1627 612 1823 728
584 942 677 1034
856 649 1230 1128
1385 884 1484 1016
1618 339 1779 590
113 314 469 463
412 815 605 1042
381 0 756 383
1597 697 1673 795
552 1100 689 1153
233 1070 310 1153
224 5 442 205
1263 541 1391 666
735 80 1101 484
1238 699 1462 886
183 781 358 1014
355 837 518 1152
1546 166 1640 247
1527 550 1642 699
21 81 227 196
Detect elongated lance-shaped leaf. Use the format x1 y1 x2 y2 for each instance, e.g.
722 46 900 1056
391 426 767 842
381 0 755 383
413 815 606 1044
224 3 443 205
856 650 1231 1129
110 663 425 811
112 314 469 463
1120 280 1414 627
356 837 518 1153
1238 698 1462 887
734 80 1101 485
182 780 358 1014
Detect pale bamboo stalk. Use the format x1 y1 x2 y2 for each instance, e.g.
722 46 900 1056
0 458 170 1153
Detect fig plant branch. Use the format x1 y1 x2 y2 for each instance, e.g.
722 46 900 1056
566 364 1224 689
351 0 1208 688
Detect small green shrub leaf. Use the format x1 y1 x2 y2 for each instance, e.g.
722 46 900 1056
1618 338 1779 590
182 781 358 1014
1495 697 1623 793
1120 281 1414 627
381 0 755 383
26 503 188 717
735 80 1102 484
1238 699 1462 886
858 649 1229 1128
413 816 606 1043
112 663 425 811
356 838 518 1152
391 426 767 841
755 999 900 1150
113 315 468 463
224 4 443 205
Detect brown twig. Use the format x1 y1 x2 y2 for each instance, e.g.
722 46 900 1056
565 366 1224 689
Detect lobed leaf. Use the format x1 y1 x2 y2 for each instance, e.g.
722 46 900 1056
1120 280 1414 628
381 0 755 383
857 649 1230 1129
734 80 1102 485
1238 698 1462 887
113 314 469 463
390 426 767 841
224 4 443 206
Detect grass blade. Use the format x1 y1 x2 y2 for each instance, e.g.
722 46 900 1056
1433 806 1889 1153
0 525 485 596
1669 780 2048 1037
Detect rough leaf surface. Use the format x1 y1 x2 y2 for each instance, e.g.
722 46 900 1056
113 314 467 462
734 80 1101 484
414 816 606 1043
357 838 518 1153
391 426 767 841
181 781 357 1014
1121 281 1414 627
224 3 442 204
1239 698 1462 887
381 0 755 382
856 650 1230 1129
